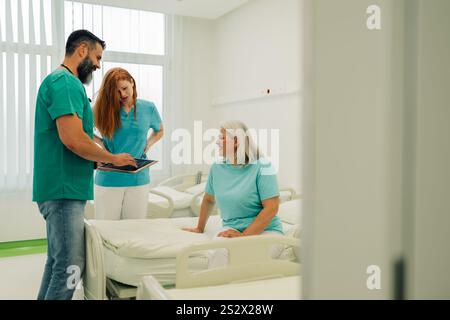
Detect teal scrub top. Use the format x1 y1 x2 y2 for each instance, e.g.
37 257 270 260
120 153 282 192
94 99 161 187
205 159 283 234
33 68 95 202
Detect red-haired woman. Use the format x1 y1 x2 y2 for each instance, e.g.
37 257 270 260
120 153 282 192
93 67 163 220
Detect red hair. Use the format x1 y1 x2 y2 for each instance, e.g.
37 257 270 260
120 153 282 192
94 68 137 139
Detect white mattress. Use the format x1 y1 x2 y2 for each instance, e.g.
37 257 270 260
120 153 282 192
91 218 214 259
165 276 302 300
104 247 209 287
102 216 222 287
98 212 300 287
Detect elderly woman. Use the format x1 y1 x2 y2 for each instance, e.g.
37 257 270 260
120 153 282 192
183 120 282 267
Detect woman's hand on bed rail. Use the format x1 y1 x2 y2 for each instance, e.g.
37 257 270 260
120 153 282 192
182 226 204 233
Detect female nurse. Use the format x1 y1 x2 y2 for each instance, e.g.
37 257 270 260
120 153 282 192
93 67 163 220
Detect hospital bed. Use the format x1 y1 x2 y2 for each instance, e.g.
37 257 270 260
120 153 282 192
136 236 301 300
83 198 302 300
147 172 211 218
85 169 299 219
147 175 299 219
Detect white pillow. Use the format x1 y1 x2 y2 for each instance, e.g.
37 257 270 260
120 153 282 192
184 182 207 195
150 186 193 209
278 199 302 226
285 224 301 239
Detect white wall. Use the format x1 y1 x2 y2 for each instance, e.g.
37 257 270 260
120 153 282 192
303 0 405 299
170 16 215 176
304 0 450 299
178 0 302 191
0 191 46 242
406 0 450 299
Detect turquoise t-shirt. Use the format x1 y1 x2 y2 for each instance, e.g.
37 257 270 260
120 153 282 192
33 68 94 202
94 99 161 187
205 159 283 234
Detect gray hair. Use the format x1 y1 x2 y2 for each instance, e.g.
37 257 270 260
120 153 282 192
220 120 263 164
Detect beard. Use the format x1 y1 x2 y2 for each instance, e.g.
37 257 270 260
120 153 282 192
77 56 96 84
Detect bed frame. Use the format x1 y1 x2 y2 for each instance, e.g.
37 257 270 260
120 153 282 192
137 235 300 300
84 219 299 300
84 219 107 300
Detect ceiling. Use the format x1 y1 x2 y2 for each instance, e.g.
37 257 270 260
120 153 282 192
79 0 249 19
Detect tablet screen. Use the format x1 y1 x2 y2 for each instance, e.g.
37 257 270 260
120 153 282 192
97 159 157 174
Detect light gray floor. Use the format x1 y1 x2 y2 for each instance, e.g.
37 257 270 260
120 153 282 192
0 254 83 300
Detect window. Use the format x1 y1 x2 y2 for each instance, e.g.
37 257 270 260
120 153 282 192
64 1 168 172
0 0 170 191
0 0 55 191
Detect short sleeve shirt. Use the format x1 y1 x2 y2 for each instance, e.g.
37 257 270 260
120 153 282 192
33 68 94 202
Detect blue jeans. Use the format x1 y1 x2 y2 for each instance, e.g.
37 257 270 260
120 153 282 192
37 200 86 300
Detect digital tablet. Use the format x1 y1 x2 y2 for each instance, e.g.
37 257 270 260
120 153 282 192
97 159 158 174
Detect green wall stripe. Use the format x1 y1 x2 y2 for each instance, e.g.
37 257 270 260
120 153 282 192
0 239 47 258
0 239 47 250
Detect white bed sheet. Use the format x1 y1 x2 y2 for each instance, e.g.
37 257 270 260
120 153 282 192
90 217 216 259
92 215 298 260
94 207 300 287
101 217 222 287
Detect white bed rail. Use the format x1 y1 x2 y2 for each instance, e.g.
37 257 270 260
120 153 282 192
279 187 302 202
137 275 171 300
175 235 300 289
158 172 208 192
147 189 175 218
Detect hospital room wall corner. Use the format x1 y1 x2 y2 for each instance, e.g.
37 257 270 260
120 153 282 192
302 0 450 299
303 0 406 299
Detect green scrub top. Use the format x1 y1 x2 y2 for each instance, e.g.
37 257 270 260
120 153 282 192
33 68 94 202
94 99 162 187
